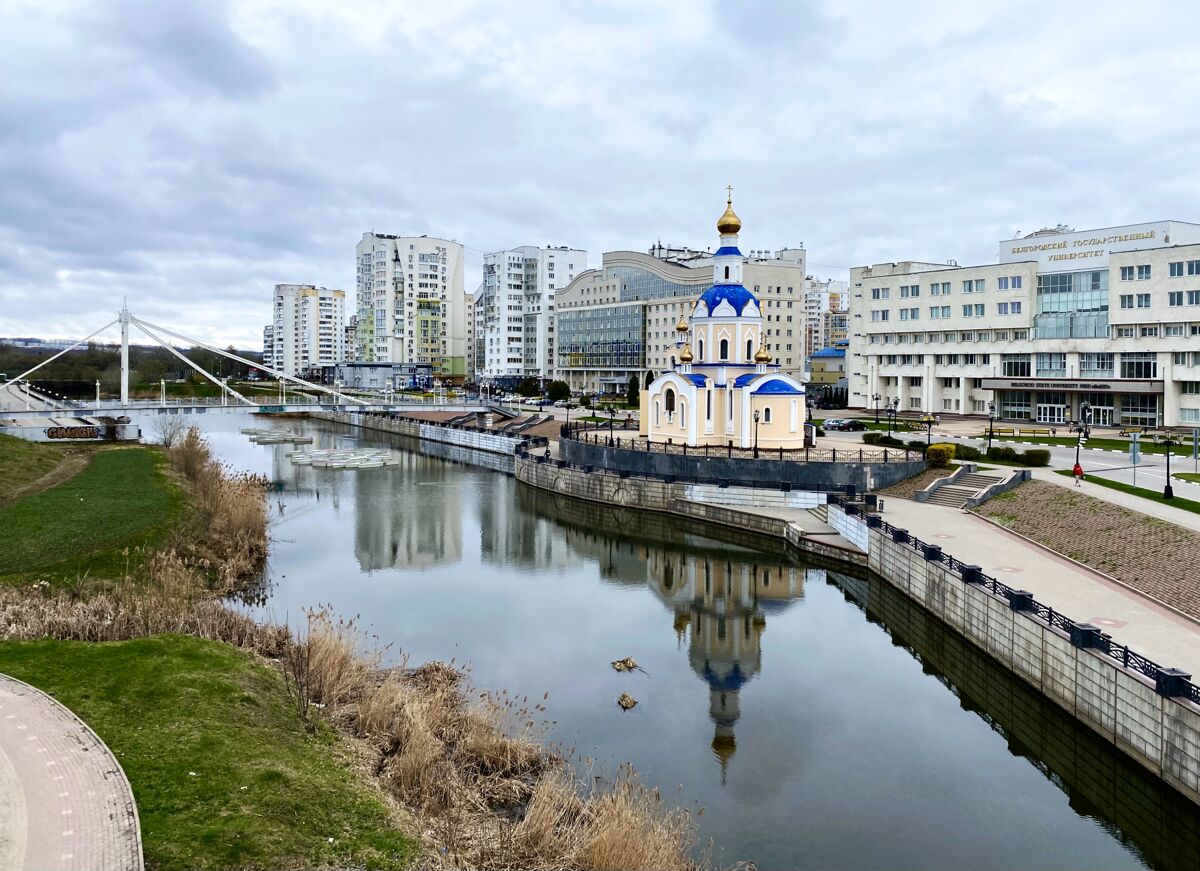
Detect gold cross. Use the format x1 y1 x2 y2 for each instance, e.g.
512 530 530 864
726 184 733 202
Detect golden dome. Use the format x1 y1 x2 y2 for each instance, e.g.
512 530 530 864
675 313 689 333
717 191 741 235
754 344 772 363
679 343 694 363
712 733 737 767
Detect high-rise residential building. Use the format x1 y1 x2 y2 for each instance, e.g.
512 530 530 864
262 325 274 369
555 244 810 393
266 284 346 377
477 245 587 385
849 220 1200 426
822 309 849 347
343 316 358 363
465 289 477 382
803 277 849 354
354 233 466 380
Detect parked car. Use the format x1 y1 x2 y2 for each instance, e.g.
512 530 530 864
823 418 867 431
553 400 569 407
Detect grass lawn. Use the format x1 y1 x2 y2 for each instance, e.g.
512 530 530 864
1174 472 1200 484
989 434 1192 455
1054 468 1200 515
0 447 182 584
0 432 65 501
0 635 415 870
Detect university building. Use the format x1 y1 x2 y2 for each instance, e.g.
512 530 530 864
848 221 1200 427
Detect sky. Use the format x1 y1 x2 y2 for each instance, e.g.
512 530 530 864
2 0 1199 349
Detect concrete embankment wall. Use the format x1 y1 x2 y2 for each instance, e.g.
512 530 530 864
514 456 866 568
311 411 532 456
560 437 925 491
850 506 1200 806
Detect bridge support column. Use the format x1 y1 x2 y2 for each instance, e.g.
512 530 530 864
119 305 131 408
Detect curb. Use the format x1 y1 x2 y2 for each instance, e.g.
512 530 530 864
966 511 1200 632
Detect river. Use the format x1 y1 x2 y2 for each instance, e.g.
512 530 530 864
199 412 1200 871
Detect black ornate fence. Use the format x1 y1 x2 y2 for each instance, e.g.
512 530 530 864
560 421 919 464
829 494 1200 704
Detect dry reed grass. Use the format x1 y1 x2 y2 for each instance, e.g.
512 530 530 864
288 611 706 871
167 427 269 584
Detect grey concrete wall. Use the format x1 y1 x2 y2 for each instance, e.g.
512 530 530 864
856 508 1200 806
515 456 867 567
560 437 924 491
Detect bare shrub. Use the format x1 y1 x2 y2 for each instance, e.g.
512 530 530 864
170 426 210 481
152 415 188 449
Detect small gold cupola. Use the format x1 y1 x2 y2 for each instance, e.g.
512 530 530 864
679 343 694 363
676 313 690 333
717 186 742 236
754 344 772 363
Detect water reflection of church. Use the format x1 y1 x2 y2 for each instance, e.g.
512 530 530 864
647 551 805 780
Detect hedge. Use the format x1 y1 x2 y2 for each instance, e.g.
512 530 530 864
927 443 956 468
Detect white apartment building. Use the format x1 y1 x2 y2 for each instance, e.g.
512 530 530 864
354 233 466 380
804 277 848 355
465 289 476 382
849 220 1200 427
477 245 586 383
266 284 346 377
556 246 810 393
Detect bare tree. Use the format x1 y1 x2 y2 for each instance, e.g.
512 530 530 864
152 415 187 449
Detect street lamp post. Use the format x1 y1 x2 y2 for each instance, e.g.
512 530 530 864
922 414 935 448
1164 434 1175 500
608 406 615 445
95 379 101 408
1075 400 1092 472
987 401 997 455
873 393 881 424
753 409 761 458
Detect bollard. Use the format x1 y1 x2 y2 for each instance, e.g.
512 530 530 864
1069 623 1103 649
921 543 943 562
865 515 883 528
891 528 910 543
960 564 984 584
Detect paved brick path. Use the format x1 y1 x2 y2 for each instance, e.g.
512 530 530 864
0 673 142 871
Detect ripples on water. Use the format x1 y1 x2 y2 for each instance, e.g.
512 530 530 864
199 414 1200 871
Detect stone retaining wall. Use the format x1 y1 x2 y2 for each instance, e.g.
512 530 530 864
855 506 1200 806
560 436 924 490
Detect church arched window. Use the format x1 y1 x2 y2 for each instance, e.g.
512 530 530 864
719 339 728 360
697 338 704 359
664 388 676 416
763 406 773 423
724 266 730 280
746 338 753 361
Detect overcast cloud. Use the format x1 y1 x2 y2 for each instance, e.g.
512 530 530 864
2 0 1199 348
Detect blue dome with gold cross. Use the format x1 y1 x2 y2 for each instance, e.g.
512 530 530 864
695 284 757 317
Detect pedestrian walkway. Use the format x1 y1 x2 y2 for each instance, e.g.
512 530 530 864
877 498 1200 678
0 674 142 871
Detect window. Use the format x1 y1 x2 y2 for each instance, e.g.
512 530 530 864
871 287 890 300
1171 262 1184 277
870 310 889 322
1002 354 1031 377
1141 326 1159 337
1079 353 1113 377
1190 260 1200 276
1166 324 1184 336
1183 382 1200 394
746 338 753 361
962 280 972 294
1137 265 1152 280
910 376 923 386
1120 352 1157 379
1116 327 1135 337
1120 266 1135 281
1137 293 1151 308
1036 353 1066 377
1121 394 1159 426
998 302 1009 315
1170 291 1184 306
664 388 675 415
930 282 951 296
962 304 973 317
1189 291 1200 305
1175 352 1189 365
900 285 920 297
1011 276 1023 289
900 307 919 320
1120 294 1134 309
763 407 772 423
998 276 1009 290
975 304 985 316
720 338 729 359
909 398 922 409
